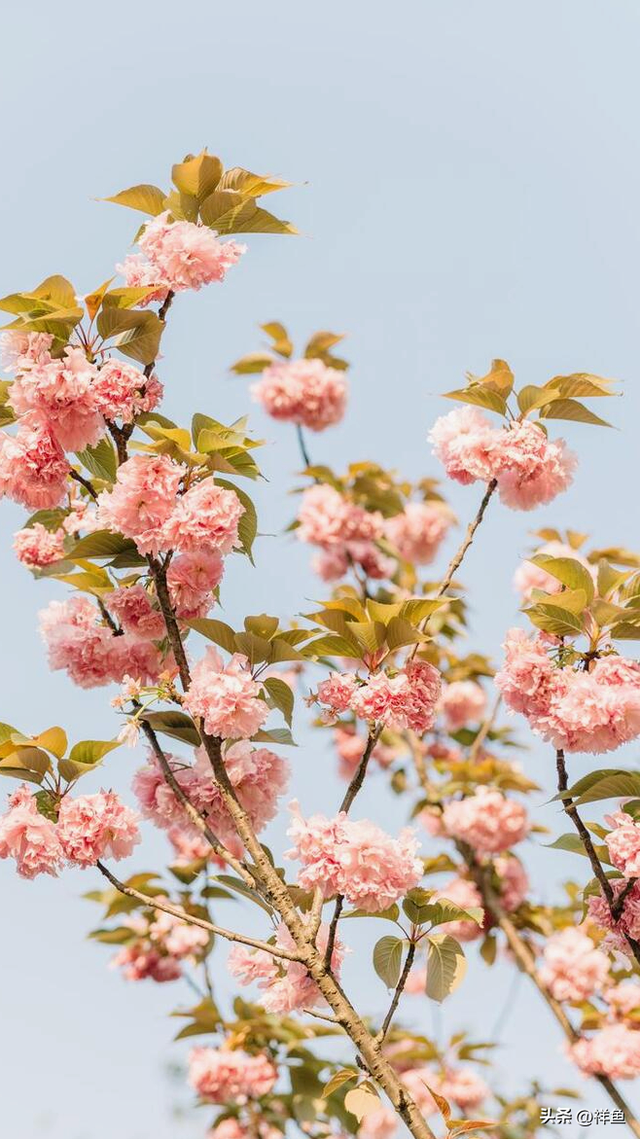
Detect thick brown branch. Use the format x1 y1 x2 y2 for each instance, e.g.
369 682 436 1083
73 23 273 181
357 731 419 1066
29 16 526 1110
556 748 640 968
95 860 301 961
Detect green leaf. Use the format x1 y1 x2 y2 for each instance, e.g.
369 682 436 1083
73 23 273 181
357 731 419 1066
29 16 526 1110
187 618 237 654
322 1068 358 1099
104 184 167 216
529 555 595 604
566 771 640 807
260 322 294 357
426 934 467 1002
215 874 274 915
71 531 138 560
344 1084 380 1122
517 385 549 415
524 602 585 637
444 387 506 415
172 152 223 200
251 727 296 747
544 372 617 398
96 308 163 366
68 739 120 765
218 168 292 197
230 351 275 375
215 479 257 560
545 833 612 864
244 614 280 639
207 198 298 236
373 935 404 988
538 398 613 428
76 438 117 483
263 677 294 726
140 711 201 748
199 189 244 227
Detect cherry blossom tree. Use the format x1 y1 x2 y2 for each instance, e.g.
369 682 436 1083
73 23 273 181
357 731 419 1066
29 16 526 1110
2 147 640 1139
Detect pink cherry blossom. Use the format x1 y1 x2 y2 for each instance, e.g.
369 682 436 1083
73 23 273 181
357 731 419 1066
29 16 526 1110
111 942 182 983
1 330 53 373
490 419 576 511
148 905 210 959
13 522 65 568
167 549 224 618
229 920 345 1014
350 662 442 733
539 927 610 1001
440 788 529 854
297 484 384 547
429 406 497 485
439 1067 489 1110
333 725 395 779
440 681 487 730
252 358 347 432
137 211 246 293
359 1108 398 1139
384 501 453 565
93 358 163 423
569 1024 640 1080
587 881 640 955
57 791 140 866
497 631 640 755
105 584 165 640
494 854 529 911
39 595 163 688
606 982 640 1020
183 648 269 739
161 479 244 556
316 672 358 717
399 1069 438 1115
134 741 288 847
116 254 169 306
285 802 422 911
0 415 69 509
188 1047 277 1104
95 453 183 555
10 346 104 451
0 785 64 879
605 811 640 878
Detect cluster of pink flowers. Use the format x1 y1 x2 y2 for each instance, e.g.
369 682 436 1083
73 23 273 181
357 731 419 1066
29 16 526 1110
333 725 395 779
513 540 595 602
188 1047 277 1104
119 211 245 298
133 741 289 849
1 334 164 509
539 927 610 1002
0 784 139 879
229 920 345 1014
569 1024 640 1080
111 903 209 983
440 680 487 730
251 358 347 432
604 811 640 878
297 483 393 582
384 501 453 565
95 453 244 559
316 661 441 734
13 522 66 568
92 359 163 424
606 982 640 1020
496 629 640 754
437 788 529 855
397 1065 488 1117
39 595 164 688
167 550 224 619
208 1119 281 1139
0 413 69 509
587 882 640 955
285 802 422 911
429 407 576 511
183 649 269 739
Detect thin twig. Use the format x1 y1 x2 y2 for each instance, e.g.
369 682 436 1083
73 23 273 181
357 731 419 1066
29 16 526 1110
435 479 497 599
296 424 312 468
555 748 640 968
376 942 416 1044
70 469 98 501
95 860 302 962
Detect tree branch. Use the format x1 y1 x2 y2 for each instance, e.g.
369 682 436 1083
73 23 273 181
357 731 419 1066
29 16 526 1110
95 860 302 962
376 941 416 1044
555 748 640 968
70 469 98 501
435 478 497 600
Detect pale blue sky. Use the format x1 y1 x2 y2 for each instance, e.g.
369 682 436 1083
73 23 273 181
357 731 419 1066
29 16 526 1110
2 2 640 1136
